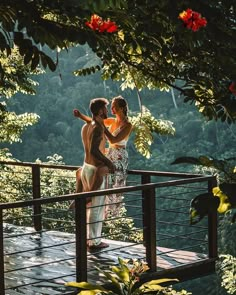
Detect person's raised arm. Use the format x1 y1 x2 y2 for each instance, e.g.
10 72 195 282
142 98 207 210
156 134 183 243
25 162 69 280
74 108 115 126
73 109 92 123
104 122 132 144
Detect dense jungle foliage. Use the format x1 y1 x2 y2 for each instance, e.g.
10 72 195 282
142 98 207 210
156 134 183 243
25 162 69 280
1 46 235 171
1 1 236 122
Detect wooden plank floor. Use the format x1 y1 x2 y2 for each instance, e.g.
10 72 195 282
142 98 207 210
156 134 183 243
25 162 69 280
3 225 209 295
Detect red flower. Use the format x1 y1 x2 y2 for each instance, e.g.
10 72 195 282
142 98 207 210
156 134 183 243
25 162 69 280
229 81 236 95
179 9 207 32
86 14 118 33
85 14 103 31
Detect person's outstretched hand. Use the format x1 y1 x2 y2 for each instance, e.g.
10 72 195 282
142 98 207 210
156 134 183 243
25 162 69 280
73 109 80 117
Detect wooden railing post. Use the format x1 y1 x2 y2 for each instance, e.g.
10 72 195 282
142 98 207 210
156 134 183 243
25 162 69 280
208 176 218 258
75 197 87 282
0 209 5 294
142 175 157 271
32 164 42 231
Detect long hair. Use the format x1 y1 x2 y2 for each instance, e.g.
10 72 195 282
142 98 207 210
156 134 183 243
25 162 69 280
112 96 128 117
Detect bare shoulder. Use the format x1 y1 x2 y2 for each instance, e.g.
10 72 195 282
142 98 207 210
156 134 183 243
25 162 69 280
81 122 89 131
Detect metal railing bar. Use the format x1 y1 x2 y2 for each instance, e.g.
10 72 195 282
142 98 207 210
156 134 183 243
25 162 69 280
0 160 78 170
124 203 143 208
3 210 74 223
124 192 142 195
124 199 143 203
4 210 74 222
155 208 189 214
5 256 75 274
156 220 193 226
125 216 143 222
128 169 206 178
3 214 33 222
157 232 200 239
156 196 192 201
104 214 142 222
158 205 190 210
39 173 75 178
6 239 76 256
101 227 144 238
156 220 208 229
4 225 75 239
1 161 207 178
42 217 75 224
87 213 144 226
156 233 207 242
173 184 208 189
37 208 74 216
126 182 140 186
0 176 215 210
156 236 205 243
157 233 206 243
158 242 208 255
41 207 74 212
156 228 207 237
5 271 76 290
156 230 203 238
155 188 206 197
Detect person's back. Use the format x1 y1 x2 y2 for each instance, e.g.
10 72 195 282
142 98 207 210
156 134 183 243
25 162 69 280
81 121 106 167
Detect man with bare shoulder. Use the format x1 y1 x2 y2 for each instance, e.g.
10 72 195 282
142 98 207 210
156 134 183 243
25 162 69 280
80 98 115 249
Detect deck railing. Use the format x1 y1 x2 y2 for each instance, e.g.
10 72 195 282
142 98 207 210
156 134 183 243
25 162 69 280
0 161 218 294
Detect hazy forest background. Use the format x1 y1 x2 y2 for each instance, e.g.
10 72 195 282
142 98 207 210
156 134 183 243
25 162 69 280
1 45 236 295
3 45 236 171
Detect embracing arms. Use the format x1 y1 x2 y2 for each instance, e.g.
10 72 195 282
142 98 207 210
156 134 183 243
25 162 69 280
103 122 132 144
74 108 132 144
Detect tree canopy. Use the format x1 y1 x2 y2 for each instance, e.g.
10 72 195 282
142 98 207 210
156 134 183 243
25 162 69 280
0 0 236 122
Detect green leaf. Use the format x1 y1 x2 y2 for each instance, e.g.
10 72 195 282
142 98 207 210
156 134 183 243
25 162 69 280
65 281 107 291
24 49 33 65
42 54 56 71
31 53 40 70
111 265 130 282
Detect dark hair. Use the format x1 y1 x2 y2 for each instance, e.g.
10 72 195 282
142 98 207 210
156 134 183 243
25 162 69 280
112 95 128 117
89 98 109 115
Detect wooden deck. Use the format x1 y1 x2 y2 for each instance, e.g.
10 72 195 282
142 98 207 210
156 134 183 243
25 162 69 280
0 162 218 295
4 227 215 295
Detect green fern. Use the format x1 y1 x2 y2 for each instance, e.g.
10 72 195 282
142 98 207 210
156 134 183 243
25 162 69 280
129 106 175 158
65 258 190 295
217 254 236 294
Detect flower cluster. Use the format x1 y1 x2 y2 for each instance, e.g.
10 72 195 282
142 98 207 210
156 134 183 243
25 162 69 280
85 14 118 33
229 81 236 95
179 8 207 31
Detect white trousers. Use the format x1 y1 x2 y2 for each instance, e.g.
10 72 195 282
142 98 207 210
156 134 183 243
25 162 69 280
81 162 105 246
